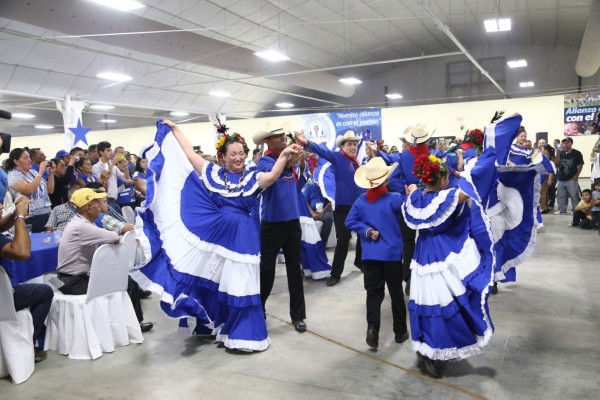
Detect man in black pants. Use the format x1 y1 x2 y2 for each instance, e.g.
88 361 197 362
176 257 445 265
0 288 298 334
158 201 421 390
295 131 365 286
254 129 307 332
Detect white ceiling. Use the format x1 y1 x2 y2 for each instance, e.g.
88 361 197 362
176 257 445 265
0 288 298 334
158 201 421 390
0 0 596 136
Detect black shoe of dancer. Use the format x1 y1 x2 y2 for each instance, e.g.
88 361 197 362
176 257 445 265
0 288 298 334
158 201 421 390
491 282 498 295
417 352 442 379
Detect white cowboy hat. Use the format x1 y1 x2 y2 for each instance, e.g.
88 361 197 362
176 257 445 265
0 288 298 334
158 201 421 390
335 130 361 148
354 157 398 189
403 123 432 145
252 128 285 145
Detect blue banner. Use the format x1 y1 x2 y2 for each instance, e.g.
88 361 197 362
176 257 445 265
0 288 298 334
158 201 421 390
301 109 382 149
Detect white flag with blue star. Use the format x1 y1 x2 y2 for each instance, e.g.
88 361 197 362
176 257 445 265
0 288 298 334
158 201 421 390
56 96 91 149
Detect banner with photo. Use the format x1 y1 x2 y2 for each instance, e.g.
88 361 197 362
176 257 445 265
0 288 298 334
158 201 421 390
563 93 600 136
300 108 382 149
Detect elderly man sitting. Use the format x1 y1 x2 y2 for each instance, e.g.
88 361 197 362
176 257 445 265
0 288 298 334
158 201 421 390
56 188 152 332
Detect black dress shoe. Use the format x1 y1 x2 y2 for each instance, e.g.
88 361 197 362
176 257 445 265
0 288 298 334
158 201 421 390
326 276 340 286
366 327 379 349
140 322 154 333
417 353 442 379
292 320 307 333
140 289 152 299
491 282 498 295
395 331 409 343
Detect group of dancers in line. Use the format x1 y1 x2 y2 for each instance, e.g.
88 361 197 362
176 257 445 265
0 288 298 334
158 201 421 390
129 111 551 379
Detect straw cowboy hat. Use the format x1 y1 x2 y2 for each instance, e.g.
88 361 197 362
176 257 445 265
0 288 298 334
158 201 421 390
354 157 398 189
403 123 432 145
335 130 361 148
253 128 285 145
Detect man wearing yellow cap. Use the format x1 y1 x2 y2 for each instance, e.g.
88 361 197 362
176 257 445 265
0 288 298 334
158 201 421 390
56 188 152 332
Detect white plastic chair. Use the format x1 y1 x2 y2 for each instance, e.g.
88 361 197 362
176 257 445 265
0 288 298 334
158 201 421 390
121 206 135 224
0 266 35 384
44 241 143 360
314 221 337 248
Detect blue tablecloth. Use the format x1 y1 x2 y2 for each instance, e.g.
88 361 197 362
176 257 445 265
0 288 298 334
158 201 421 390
1 233 59 287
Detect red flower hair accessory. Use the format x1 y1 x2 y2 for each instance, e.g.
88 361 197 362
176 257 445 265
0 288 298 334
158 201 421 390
413 154 448 184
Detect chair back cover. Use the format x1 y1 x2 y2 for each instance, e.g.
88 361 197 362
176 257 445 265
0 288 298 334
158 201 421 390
0 266 17 322
121 206 135 224
86 243 130 302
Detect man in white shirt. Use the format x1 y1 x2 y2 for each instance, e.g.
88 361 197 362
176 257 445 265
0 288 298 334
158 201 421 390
91 141 132 215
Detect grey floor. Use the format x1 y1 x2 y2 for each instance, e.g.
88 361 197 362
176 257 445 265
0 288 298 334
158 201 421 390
1 213 599 400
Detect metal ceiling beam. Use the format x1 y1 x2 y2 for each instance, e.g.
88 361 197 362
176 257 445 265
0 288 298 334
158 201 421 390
420 1 506 96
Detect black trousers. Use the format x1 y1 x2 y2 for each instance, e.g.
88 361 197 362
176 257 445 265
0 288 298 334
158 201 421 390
260 220 306 321
398 214 415 283
58 273 144 323
363 260 407 335
331 205 362 278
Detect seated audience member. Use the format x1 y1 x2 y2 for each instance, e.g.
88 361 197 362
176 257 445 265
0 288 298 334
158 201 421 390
86 182 126 223
46 186 132 233
302 179 333 244
56 188 152 332
115 155 137 209
571 189 594 229
48 157 75 208
75 156 98 187
132 158 148 203
591 180 600 229
0 198 54 363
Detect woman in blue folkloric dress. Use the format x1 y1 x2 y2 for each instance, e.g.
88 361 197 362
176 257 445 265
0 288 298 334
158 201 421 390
402 149 498 379
131 120 301 352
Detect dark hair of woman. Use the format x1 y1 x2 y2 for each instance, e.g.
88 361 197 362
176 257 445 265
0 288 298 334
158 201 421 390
544 144 555 160
75 156 90 171
135 157 146 173
7 148 27 170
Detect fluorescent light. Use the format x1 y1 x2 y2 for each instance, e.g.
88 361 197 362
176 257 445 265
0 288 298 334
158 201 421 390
99 119 117 123
35 125 54 129
484 18 511 32
254 50 289 62
519 81 534 88
170 111 189 117
87 0 145 12
209 90 231 98
96 72 133 82
276 102 294 108
507 59 527 68
90 104 115 110
339 77 362 85
385 93 403 99
12 113 35 119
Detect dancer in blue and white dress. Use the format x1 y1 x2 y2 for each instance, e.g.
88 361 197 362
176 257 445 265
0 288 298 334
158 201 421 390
402 149 497 379
131 120 301 352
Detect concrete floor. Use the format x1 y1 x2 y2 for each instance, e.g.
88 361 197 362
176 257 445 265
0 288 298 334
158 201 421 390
1 213 599 400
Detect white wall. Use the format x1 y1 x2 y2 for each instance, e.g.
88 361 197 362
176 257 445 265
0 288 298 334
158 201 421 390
9 95 597 177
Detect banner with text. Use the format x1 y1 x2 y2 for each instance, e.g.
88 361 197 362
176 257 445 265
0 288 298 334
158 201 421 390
300 109 382 149
563 93 600 136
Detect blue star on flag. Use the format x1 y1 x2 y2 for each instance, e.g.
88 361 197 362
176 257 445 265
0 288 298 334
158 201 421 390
69 118 92 145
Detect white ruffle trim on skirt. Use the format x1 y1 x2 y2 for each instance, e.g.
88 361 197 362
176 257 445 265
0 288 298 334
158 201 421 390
412 327 493 361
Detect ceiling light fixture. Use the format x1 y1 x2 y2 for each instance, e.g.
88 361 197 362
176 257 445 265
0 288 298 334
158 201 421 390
96 72 133 82
209 90 231 98
385 93 403 99
90 104 115 110
170 111 189 117
254 50 289 62
484 18 511 32
35 125 54 129
276 102 294 108
507 59 527 68
339 77 362 85
12 113 36 119
519 81 534 88
99 119 117 123
87 0 145 12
